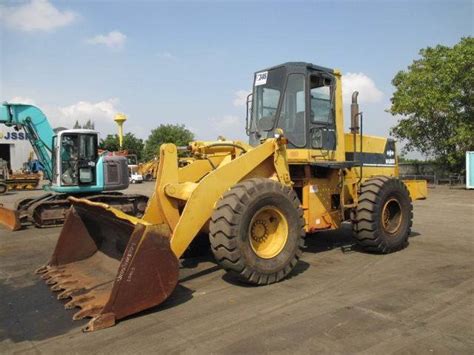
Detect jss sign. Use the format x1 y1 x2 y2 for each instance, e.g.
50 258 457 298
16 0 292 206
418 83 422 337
0 131 29 140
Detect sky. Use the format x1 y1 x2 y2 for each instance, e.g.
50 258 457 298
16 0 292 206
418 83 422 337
0 0 472 156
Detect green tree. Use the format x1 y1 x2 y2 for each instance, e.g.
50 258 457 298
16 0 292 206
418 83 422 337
83 120 95 130
73 120 95 129
144 124 195 160
389 37 474 172
99 133 145 160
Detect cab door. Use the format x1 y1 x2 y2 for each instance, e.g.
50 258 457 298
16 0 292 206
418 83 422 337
307 72 337 153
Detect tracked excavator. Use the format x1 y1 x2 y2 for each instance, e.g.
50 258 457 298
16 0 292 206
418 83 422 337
37 62 427 331
0 103 148 230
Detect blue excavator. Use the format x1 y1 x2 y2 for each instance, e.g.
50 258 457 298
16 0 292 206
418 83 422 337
0 103 148 230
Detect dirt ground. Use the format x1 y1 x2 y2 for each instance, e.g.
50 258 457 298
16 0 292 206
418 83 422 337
0 183 473 354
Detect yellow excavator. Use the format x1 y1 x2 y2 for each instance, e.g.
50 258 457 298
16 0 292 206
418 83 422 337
37 62 427 332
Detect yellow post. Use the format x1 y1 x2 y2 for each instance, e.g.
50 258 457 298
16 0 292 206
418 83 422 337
114 113 127 149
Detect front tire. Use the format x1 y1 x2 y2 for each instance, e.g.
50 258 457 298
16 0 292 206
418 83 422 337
209 178 305 285
352 176 413 253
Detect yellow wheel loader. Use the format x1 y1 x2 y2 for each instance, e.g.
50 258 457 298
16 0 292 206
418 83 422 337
137 159 159 181
37 62 427 332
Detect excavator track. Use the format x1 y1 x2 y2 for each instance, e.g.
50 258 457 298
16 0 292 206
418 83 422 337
1 193 149 230
33 194 149 228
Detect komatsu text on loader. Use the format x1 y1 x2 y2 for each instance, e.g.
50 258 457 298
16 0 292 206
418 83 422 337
37 62 427 331
0 104 148 230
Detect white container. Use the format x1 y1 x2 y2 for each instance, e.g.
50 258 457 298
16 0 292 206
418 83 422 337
466 151 474 189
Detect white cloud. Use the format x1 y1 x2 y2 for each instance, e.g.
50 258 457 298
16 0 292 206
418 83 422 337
157 51 176 60
196 115 245 141
56 98 119 125
233 90 251 107
86 31 126 49
212 115 241 131
342 73 384 104
0 0 76 32
8 97 36 105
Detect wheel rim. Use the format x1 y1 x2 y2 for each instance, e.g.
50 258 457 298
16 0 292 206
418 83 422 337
249 206 288 259
382 198 403 235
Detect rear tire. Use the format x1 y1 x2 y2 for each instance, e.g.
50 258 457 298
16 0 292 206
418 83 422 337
0 183 7 194
209 178 305 285
352 176 413 253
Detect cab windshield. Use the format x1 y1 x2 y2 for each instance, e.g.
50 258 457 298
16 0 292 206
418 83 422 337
60 133 97 185
250 67 286 134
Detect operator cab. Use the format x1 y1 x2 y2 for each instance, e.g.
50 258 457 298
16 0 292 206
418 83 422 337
52 129 99 187
248 62 336 151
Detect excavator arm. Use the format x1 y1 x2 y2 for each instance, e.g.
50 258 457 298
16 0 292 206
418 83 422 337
0 103 54 181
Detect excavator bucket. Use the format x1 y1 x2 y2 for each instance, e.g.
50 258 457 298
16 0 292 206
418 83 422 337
36 198 179 332
0 205 22 231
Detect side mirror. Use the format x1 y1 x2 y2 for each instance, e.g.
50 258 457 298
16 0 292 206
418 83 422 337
245 93 253 135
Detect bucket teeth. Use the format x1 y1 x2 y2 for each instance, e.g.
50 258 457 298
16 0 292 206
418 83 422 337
73 306 102 321
41 272 54 280
41 269 69 281
51 280 78 292
46 278 58 285
50 284 63 292
58 288 82 300
35 265 48 274
37 265 65 275
45 274 72 285
83 313 116 332
65 295 94 310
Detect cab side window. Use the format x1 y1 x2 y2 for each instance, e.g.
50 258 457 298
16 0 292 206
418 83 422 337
310 76 333 124
277 74 306 147
309 75 336 150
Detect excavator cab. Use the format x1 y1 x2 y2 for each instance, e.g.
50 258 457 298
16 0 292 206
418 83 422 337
52 130 98 187
248 62 337 152
49 129 129 193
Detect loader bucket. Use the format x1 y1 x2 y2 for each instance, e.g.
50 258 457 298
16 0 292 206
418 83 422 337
0 205 22 231
36 198 179 332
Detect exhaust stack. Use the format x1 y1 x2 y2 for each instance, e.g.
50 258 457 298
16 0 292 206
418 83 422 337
350 91 360 134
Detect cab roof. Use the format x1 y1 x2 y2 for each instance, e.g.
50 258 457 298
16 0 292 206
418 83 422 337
255 62 335 75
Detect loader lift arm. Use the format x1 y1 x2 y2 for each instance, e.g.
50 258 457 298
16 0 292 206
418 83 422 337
37 135 292 331
0 103 54 180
